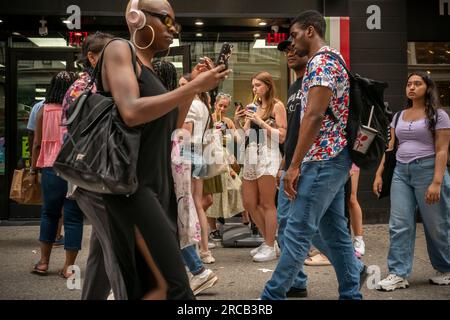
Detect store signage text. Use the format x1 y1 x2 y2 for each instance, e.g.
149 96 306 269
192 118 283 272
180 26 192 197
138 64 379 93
69 31 88 47
440 0 450 15
66 5 81 30
266 33 288 45
366 5 381 30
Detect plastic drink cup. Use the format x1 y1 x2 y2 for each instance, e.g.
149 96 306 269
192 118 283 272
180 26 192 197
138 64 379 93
353 125 378 154
246 103 257 113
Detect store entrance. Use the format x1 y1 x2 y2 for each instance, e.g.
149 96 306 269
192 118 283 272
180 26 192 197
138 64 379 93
4 48 78 220
2 45 191 220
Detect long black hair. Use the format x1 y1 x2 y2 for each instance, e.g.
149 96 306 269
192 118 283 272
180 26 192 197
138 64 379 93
45 71 78 105
78 31 114 71
406 71 441 137
153 59 178 91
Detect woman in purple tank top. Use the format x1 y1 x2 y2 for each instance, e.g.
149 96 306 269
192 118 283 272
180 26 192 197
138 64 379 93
373 71 450 291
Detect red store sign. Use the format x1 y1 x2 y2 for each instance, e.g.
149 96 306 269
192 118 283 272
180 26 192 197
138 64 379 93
266 32 288 45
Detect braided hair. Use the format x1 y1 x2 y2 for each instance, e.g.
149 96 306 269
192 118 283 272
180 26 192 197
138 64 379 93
405 71 441 138
153 59 178 91
45 71 78 105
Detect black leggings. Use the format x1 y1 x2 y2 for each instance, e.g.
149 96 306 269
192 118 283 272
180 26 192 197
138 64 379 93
103 188 194 300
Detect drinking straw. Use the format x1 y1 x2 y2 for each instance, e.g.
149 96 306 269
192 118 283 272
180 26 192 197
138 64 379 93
367 105 375 128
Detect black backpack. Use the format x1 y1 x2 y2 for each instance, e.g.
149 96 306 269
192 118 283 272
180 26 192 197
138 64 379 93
53 39 141 195
310 51 391 169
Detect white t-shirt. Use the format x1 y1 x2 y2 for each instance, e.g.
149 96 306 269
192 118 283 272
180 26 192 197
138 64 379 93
185 99 210 145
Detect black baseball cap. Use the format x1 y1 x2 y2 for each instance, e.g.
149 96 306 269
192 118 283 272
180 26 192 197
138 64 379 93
277 36 293 51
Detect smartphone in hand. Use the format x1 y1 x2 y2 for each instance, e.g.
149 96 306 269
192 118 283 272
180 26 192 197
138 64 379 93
215 43 233 70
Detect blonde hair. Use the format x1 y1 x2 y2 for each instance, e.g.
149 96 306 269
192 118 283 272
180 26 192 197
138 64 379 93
252 71 277 120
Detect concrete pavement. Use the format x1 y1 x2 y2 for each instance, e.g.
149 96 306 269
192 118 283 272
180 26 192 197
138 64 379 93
0 223 449 300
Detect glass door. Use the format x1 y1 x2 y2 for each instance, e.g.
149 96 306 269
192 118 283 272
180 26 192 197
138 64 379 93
5 49 77 219
0 42 6 218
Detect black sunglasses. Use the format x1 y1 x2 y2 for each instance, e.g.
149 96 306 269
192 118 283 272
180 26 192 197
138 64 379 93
141 10 181 34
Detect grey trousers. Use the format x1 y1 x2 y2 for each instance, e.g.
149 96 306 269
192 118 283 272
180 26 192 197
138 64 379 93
74 188 128 300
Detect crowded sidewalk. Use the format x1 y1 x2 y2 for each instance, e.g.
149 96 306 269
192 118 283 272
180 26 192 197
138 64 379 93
0 222 448 300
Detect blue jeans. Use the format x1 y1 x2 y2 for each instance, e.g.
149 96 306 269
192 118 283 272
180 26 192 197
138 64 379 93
262 148 362 300
181 244 204 276
278 171 349 290
388 157 450 277
39 167 84 251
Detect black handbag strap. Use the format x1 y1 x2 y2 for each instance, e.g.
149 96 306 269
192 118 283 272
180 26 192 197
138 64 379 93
65 39 138 127
389 111 401 151
94 38 138 92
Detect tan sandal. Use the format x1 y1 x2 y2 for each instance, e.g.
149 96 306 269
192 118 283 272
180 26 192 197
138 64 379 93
304 253 331 266
308 248 321 257
31 261 48 275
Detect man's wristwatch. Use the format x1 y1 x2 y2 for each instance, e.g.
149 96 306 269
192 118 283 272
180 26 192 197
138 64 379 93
29 168 37 175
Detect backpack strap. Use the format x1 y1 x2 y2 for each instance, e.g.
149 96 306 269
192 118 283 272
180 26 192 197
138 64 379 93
306 49 351 123
307 50 353 80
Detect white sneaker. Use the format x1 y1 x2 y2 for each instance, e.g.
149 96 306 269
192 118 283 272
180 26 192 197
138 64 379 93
429 271 450 285
200 250 215 264
190 269 218 296
107 290 115 300
250 242 265 257
353 238 365 256
208 241 216 249
253 245 277 262
377 274 409 291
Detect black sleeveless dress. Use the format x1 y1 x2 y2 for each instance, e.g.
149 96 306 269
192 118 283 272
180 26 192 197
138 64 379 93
102 63 194 300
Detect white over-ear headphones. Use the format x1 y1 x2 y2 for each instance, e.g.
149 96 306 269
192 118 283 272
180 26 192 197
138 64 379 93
127 0 146 30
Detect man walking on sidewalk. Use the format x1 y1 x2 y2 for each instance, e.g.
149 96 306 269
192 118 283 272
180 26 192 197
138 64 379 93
262 10 364 300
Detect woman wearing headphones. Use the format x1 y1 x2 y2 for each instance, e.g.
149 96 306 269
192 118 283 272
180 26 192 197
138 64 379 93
100 0 229 300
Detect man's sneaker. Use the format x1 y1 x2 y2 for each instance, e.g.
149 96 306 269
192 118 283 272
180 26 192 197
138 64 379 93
429 271 450 285
250 242 266 257
253 245 277 262
200 250 215 264
353 238 365 256
53 236 64 248
377 274 409 291
190 269 218 296
286 287 308 298
209 230 222 242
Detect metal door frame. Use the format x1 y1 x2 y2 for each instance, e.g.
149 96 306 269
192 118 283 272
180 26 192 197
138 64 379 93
3 47 77 220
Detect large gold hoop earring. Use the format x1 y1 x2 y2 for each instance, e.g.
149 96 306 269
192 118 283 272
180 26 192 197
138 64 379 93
132 25 155 50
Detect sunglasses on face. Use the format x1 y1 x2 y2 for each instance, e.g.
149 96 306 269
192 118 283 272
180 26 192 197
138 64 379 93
141 10 182 34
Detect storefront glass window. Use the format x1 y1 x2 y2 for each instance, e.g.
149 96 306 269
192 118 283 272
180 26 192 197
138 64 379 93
181 41 288 116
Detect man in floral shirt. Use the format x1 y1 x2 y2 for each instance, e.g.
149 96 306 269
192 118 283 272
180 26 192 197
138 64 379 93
262 10 365 300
